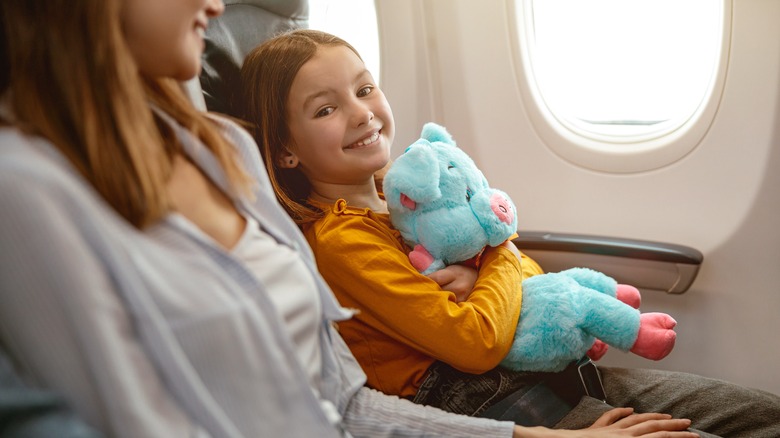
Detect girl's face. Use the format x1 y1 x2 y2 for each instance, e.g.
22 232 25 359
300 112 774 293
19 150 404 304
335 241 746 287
121 0 224 80
284 45 395 187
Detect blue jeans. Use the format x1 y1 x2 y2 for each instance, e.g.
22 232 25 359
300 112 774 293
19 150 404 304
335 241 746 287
411 361 577 427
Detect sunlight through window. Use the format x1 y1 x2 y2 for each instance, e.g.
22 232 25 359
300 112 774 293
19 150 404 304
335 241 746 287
308 0 381 84
523 0 722 140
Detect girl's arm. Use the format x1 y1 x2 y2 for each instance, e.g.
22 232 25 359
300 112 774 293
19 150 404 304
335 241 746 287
306 213 523 373
426 264 479 302
428 242 545 302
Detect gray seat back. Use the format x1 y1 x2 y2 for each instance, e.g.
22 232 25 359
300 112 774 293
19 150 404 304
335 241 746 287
198 0 309 116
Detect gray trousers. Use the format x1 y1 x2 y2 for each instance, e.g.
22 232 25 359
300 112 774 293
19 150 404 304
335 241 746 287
554 367 780 438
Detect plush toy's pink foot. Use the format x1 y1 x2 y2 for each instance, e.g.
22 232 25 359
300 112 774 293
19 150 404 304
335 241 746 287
631 313 677 360
587 339 609 361
616 284 641 309
409 245 434 272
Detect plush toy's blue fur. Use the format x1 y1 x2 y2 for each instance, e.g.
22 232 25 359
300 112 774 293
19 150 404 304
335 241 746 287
502 267 640 372
383 123 518 273
384 123 642 372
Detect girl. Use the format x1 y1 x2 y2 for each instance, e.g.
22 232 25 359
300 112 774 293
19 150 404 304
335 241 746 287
0 1 695 437
238 28 780 437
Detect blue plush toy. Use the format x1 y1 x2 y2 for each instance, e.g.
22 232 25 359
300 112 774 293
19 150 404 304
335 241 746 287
383 122 678 372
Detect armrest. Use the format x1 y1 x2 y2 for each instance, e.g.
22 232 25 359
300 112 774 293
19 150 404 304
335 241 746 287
513 231 703 293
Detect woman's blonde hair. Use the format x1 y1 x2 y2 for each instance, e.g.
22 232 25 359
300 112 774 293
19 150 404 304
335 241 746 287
238 29 363 226
0 0 250 228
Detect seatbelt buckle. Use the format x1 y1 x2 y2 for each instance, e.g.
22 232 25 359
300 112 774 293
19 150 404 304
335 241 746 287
576 357 607 402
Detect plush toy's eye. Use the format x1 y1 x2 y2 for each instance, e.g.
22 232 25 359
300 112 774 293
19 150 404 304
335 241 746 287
466 188 473 202
447 162 455 170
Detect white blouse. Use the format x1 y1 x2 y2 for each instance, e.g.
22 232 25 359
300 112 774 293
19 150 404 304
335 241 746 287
231 215 323 392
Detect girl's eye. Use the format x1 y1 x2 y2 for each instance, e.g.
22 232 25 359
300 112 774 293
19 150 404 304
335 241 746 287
315 107 334 118
357 86 373 98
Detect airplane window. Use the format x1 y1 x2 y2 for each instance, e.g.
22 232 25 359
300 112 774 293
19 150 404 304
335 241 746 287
308 0 381 84
512 0 729 172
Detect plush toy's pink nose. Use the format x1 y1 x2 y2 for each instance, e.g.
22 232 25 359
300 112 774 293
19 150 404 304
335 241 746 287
400 193 417 210
491 193 514 225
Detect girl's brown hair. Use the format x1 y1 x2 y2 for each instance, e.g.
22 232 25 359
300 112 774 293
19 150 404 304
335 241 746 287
238 29 362 225
0 0 250 228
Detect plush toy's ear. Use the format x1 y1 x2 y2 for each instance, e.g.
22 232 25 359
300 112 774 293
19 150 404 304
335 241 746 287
383 141 442 209
420 122 456 146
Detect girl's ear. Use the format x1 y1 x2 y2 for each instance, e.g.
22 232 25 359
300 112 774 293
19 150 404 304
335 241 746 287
277 149 299 168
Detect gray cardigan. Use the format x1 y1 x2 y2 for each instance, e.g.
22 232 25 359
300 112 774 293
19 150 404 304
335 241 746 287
0 113 514 438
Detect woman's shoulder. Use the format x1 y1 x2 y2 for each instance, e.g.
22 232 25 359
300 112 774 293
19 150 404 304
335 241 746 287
0 127 123 228
0 127 80 191
204 112 264 168
205 112 252 143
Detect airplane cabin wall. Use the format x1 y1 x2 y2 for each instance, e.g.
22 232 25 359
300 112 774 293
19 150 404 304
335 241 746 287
378 0 780 394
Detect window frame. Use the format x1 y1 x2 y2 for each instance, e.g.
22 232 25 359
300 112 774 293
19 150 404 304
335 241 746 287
508 0 732 173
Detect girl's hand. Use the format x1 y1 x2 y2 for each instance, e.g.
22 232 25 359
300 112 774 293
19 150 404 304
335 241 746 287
512 407 698 438
429 240 519 302
427 264 478 302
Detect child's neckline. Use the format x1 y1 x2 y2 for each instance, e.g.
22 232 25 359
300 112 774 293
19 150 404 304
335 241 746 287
308 197 389 215
308 192 388 214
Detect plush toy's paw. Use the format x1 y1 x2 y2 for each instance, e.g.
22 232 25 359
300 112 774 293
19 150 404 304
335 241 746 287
631 313 677 360
409 245 434 272
587 339 609 361
615 284 641 309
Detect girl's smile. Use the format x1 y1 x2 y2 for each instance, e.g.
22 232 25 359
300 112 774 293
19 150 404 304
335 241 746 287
345 130 382 150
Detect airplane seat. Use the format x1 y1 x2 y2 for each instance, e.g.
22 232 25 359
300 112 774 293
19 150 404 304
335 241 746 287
194 0 309 116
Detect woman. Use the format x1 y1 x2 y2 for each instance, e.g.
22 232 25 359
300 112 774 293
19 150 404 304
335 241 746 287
0 0 697 436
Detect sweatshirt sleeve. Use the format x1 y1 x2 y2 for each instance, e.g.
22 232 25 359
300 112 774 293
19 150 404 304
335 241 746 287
307 212 523 374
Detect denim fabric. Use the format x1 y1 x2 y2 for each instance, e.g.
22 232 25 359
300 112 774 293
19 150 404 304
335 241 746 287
411 361 577 427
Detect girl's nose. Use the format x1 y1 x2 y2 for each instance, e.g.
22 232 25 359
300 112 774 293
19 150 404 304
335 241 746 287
206 0 225 18
355 107 374 127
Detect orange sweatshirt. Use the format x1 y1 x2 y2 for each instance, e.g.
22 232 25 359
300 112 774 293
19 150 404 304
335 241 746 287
303 199 544 398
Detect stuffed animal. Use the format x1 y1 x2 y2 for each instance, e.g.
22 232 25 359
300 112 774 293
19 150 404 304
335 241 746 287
382 122 677 372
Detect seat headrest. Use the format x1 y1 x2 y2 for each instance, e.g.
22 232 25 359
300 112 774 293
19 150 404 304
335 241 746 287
200 0 308 116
